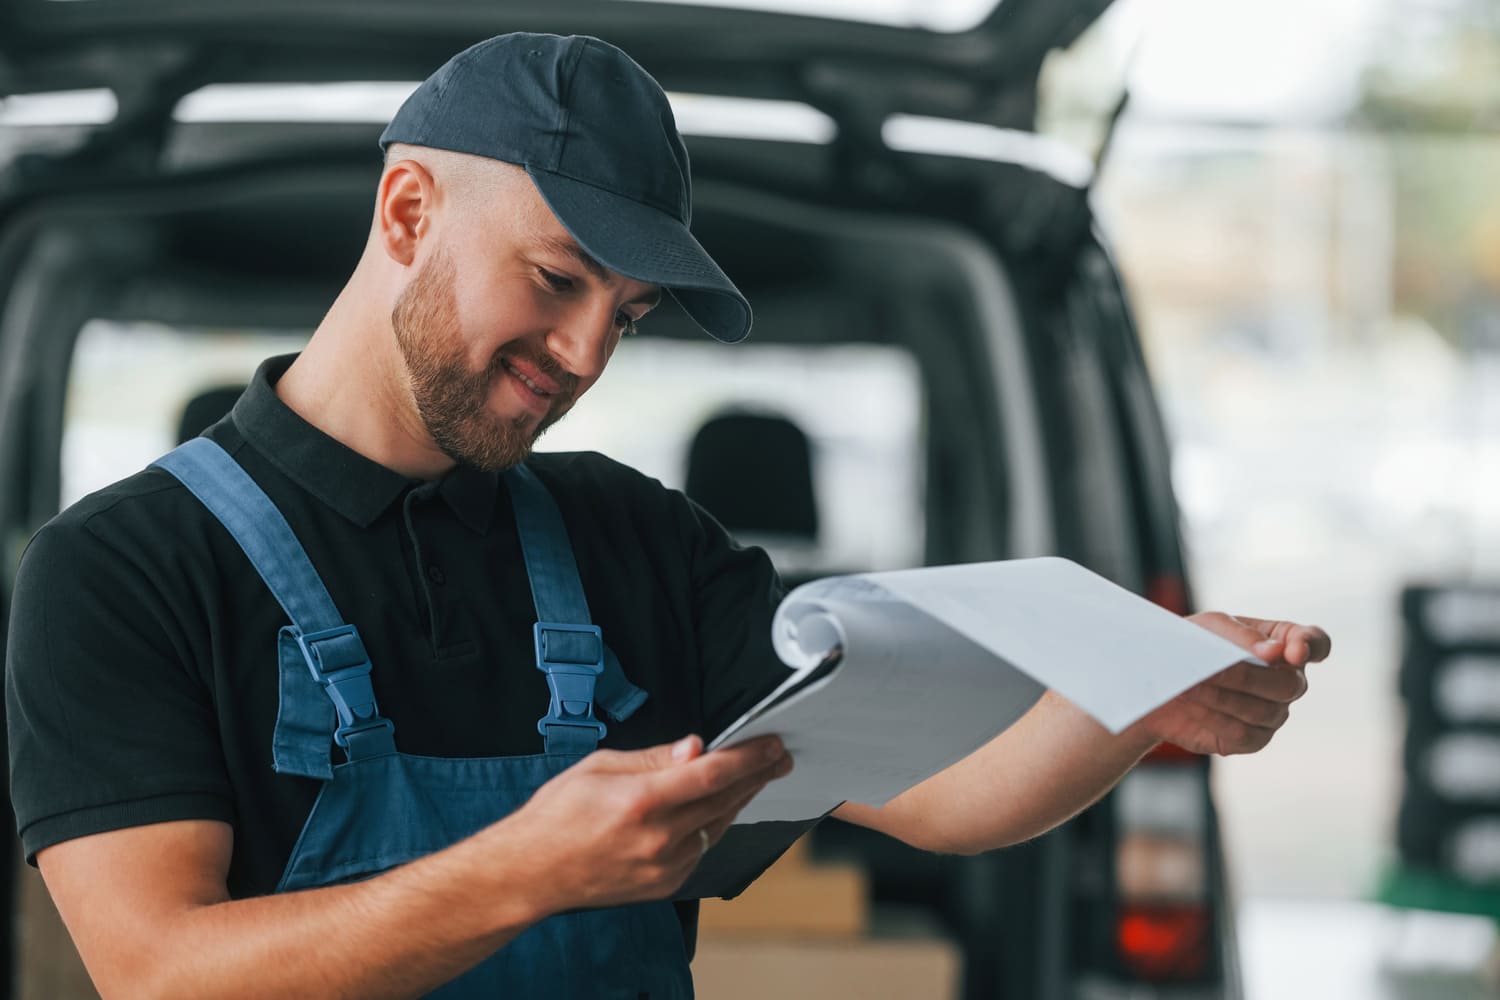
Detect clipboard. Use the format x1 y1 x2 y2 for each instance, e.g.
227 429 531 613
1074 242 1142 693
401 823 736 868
674 648 845 900
671 557 1262 899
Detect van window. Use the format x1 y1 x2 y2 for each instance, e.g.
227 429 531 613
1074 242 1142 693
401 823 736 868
62 319 308 508
62 325 926 577
539 338 927 577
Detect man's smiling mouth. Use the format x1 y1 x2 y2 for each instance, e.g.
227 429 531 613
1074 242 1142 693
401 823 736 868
501 358 553 396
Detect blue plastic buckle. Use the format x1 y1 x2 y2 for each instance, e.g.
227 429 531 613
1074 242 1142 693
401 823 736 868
534 621 607 743
295 624 395 752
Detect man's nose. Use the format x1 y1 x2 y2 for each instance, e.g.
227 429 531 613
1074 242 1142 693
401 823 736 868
544 300 618 381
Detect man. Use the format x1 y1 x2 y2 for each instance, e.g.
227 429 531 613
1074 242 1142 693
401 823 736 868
6 32 1327 999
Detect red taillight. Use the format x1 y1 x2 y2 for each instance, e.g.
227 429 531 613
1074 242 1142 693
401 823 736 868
1145 574 1190 615
1113 763 1213 982
1143 574 1201 763
1116 905 1211 980
1113 579 1213 984
1143 741 1200 764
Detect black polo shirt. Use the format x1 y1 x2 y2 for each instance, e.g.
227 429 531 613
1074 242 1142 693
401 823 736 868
6 355 789 918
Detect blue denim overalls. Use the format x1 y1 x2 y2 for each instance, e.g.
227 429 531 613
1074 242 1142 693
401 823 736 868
154 438 694 999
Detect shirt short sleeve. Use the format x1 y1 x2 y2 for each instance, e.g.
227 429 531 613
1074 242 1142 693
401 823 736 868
668 490 792 740
6 494 234 864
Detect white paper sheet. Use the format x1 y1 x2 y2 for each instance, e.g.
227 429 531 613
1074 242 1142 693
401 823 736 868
711 557 1260 824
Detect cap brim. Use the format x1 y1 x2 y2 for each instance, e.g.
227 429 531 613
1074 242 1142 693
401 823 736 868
527 166 752 344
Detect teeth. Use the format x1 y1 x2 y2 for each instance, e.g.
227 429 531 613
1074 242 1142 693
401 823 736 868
505 360 547 395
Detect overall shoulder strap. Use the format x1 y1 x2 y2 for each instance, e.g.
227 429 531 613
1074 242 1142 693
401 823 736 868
504 463 648 754
153 438 395 778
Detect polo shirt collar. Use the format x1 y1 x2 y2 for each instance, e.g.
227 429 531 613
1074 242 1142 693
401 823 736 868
231 354 499 533
435 461 502 535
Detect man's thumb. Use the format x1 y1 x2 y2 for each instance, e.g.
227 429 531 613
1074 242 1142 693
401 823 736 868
666 735 703 765
617 735 703 771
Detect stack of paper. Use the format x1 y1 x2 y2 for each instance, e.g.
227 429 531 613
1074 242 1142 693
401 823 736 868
678 556 1262 899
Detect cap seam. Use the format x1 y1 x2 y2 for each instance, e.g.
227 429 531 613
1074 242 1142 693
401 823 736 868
530 162 686 222
431 40 462 104
552 36 589 171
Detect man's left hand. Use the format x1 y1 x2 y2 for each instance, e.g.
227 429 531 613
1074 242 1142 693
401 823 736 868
1126 612 1332 756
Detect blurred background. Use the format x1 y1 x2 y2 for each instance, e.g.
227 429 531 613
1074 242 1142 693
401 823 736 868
1049 0 1500 994
4 0 1500 997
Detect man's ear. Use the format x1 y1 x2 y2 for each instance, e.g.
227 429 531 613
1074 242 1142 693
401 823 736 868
376 159 437 267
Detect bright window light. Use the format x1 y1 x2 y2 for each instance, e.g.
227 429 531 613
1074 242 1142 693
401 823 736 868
47 0 999 28
667 94 836 143
174 83 418 123
612 0 999 32
882 113 1096 188
172 83 836 144
0 89 116 126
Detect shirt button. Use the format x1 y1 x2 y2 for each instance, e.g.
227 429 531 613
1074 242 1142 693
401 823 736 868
426 565 446 586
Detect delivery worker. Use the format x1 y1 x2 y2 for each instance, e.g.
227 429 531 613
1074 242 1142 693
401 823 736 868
5 32 1329 999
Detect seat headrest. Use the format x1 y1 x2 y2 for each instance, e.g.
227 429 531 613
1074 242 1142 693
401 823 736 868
177 384 247 444
684 411 818 540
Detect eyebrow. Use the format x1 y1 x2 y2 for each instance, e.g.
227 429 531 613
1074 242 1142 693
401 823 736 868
538 235 662 308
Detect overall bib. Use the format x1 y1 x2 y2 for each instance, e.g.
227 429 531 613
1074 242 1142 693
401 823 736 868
154 438 694 999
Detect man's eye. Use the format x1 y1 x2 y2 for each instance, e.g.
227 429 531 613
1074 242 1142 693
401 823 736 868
538 268 573 292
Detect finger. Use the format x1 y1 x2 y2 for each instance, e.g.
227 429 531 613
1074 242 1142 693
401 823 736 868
1232 617 1332 665
693 769 789 857
1290 625 1331 665
1228 614 1283 639
1167 695 1280 756
1208 661 1309 703
698 781 774 847
667 753 793 835
589 733 784 776
657 766 790 881
1193 612 1285 660
671 734 704 763
641 737 788 808
1183 682 1293 730
584 735 704 775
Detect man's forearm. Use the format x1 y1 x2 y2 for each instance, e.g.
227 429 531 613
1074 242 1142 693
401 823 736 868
59 819 551 1000
163 838 538 998
836 690 1158 855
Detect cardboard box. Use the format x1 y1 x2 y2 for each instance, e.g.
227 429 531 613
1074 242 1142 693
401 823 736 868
16 862 98 1000
691 933 961 1000
697 836 869 937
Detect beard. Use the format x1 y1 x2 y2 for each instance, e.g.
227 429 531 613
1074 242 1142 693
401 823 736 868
391 247 577 471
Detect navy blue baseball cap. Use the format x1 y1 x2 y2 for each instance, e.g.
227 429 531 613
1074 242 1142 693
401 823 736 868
380 32 752 343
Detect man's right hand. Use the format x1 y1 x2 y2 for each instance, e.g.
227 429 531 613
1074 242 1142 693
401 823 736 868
36 734 792 1000
500 733 792 912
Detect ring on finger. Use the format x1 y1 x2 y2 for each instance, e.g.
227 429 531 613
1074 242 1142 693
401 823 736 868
697 828 711 856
